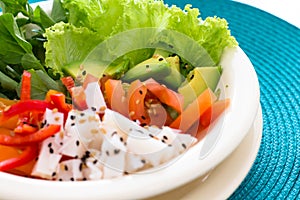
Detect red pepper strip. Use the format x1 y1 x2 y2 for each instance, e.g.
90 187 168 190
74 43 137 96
144 78 184 113
49 93 72 121
0 144 38 172
127 80 149 125
61 76 75 96
0 100 52 124
20 71 31 101
0 124 60 146
14 124 38 135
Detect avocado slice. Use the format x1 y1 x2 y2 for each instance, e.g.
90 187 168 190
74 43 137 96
62 61 106 81
121 55 171 83
160 55 184 89
178 66 221 107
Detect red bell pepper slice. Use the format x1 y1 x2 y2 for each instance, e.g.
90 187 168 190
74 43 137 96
0 124 60 146
61 76 75 96
20 71 31 101
0 144 38 172
0 100 52 124
49 93 72 120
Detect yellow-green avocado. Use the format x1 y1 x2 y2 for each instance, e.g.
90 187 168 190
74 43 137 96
178 66 221 107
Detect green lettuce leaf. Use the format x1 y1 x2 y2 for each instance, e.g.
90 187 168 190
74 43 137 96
0 0 29 17
45 0 237 77
44 22 102 74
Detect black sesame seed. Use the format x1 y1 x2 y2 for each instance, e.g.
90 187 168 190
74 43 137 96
35 157 39 161
124 171 129 175
76 140 80 146
163 135 168 140
161 139 166 143
71 123 75 126
93 159 98 164
48 142 52 148
106 151 110 156
91 107 97 111
59 178 63 181
70 115 76 120
60 142 63 146
85 151 90 156
140 123 147 127
141 159 146 164
149 134 154 138
82 70 87 76
64 165 69 171
52 172 56 177
80 113 85 117
114 149 120 155
120 137 124 142
190 74 195 80
79 163 83 171
146 65 150 68
111 131 117 136
70 177 74 181
141 115 146 120
139 90 143 95
49 148 54 154
182 143 187 149
74 155 78 159
158 58 164 61
83 177 87 181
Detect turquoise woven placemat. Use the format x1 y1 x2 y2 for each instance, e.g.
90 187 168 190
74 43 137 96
24 0 300 199
165 0 300 199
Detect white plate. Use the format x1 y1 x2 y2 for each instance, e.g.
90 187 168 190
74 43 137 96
146 105 262 200
0 1 260 199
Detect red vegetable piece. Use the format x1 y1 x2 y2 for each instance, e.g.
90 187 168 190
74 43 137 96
0 100 52 124
0 144 38 172
20 71 31 101
170 88 216 133
104 79 128 117
0 124 60 146
61 76 75 96
71 86 88 110
127 80 149 125
49 93 72 121
200 98 230 128
144 78 184 113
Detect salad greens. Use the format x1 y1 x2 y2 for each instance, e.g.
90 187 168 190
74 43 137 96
0 0 237 100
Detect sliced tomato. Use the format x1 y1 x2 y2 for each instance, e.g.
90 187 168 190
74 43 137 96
83 73 99 89
71 86 88 110
170 88 216 133
144 78 184 113
104 79 128 117
127 80 149 125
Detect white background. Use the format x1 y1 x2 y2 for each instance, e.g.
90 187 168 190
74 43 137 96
235 0 300 27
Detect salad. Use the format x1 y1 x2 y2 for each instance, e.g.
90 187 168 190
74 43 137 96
0 0 237 181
